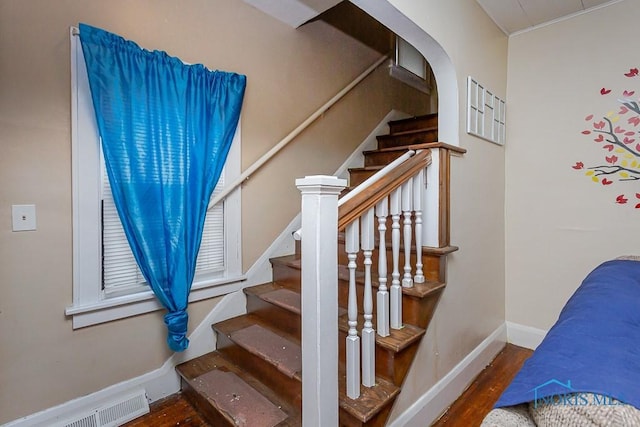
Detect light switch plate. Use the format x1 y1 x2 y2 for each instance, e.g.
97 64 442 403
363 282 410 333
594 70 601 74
12 204 37 231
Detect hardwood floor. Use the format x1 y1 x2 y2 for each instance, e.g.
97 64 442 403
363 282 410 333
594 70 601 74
123 343 532 427
123 394 211 427
432 343 532 426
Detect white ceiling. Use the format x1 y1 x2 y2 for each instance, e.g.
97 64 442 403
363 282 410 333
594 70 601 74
477 0 622 35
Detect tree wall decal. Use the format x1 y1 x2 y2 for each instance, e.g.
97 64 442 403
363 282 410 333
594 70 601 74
574 67 640 208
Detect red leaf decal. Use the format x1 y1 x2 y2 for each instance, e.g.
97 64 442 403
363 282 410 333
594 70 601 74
625 68 639 77
637 143 640 151
615 126 624 133
572 162 584 170
582 130 591 135
594 134 604 142
594 121 606 129
606 155 618 164
616 194 628 204
630 117 640 126
602 178 613 185
601 88 612 95
619 106 629 114
623 137 635 144
604 144 614 151
585 114 594 121
636 193 640 199
636 203 640 209
623 90 636 97
625 131 636 136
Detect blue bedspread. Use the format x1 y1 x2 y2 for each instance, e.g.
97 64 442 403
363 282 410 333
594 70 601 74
495 260 640 409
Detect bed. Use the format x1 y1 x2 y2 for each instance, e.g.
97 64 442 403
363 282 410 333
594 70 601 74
481 257 640 427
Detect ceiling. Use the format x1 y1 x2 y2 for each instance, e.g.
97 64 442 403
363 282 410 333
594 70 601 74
476 0 621 35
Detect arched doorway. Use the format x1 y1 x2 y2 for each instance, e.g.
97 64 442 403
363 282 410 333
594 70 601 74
350 0 459 148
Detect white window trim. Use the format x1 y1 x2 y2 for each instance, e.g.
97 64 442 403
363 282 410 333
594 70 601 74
66 28 244 329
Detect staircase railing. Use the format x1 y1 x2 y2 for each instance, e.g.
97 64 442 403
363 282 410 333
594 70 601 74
338 149 431 398
295 144 462 425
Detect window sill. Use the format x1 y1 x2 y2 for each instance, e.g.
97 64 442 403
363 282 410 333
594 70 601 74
65 274 247 329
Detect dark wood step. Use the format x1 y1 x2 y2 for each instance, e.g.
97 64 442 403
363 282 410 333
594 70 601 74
271 255 305 291
388 113 438 134
176 351 302 426
347 165 384 187
245 283 303 340
212 313 400 425
245 282 347 341
338 371 399 427
376 128 438 149
337 313 424 386
362 143 450 168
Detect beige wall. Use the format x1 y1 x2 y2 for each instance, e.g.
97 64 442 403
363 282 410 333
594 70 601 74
0 0 429 422
375 0 509 422
505 0 640 330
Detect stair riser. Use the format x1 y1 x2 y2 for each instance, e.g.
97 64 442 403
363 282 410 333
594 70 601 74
403 288 445 329
337 330 421 386
338 245 445 283
274 259 444 326
389 115 438 133
214 332 303 409
377 130 438 149
339 404 393 427
246 294 301 341
349 168 379 187
335 278 436 326
363 149 410 167
272 263 303 291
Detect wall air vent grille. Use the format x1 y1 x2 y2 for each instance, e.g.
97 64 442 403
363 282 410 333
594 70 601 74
57 389 149 427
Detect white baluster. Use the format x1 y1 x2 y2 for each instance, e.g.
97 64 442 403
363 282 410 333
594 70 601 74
345 219 360 399
413 168 425 284
390 187 403 330
402 179 414 288
376 198 390 337
361 208 376 387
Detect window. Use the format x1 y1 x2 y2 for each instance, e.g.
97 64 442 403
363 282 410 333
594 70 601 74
66 29 244 328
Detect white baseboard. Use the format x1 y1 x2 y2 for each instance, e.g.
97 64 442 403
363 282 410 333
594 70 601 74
506 321 547 350
388 323 507 427
4 291 246 427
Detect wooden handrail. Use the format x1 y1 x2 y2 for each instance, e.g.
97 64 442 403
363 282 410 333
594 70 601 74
338 149 431 230
338 150 415 206
208 55 389 211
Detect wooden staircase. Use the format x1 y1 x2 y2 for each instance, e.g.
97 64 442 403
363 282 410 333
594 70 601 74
176 113 460 426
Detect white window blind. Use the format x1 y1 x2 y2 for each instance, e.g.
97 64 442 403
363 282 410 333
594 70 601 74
101 159 226 298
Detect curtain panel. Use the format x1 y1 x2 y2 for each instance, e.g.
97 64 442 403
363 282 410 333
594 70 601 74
79 23 246 351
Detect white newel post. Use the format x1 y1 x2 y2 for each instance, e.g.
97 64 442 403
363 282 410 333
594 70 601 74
296 175 346 427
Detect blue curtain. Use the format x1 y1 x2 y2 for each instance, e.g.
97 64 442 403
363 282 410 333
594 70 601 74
79 23 246 351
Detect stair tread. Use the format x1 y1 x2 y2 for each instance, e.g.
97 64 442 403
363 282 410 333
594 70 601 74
246 284 302 315
221 321 302 379
270 254 301 268
338 371 400 423
192 369 289 427
388 113 438 126
177 352 302 426
377 127 438 139
362 143 435 156
348 165 384 172
338 313 425 352
246 282 347 318
336 264 444 295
